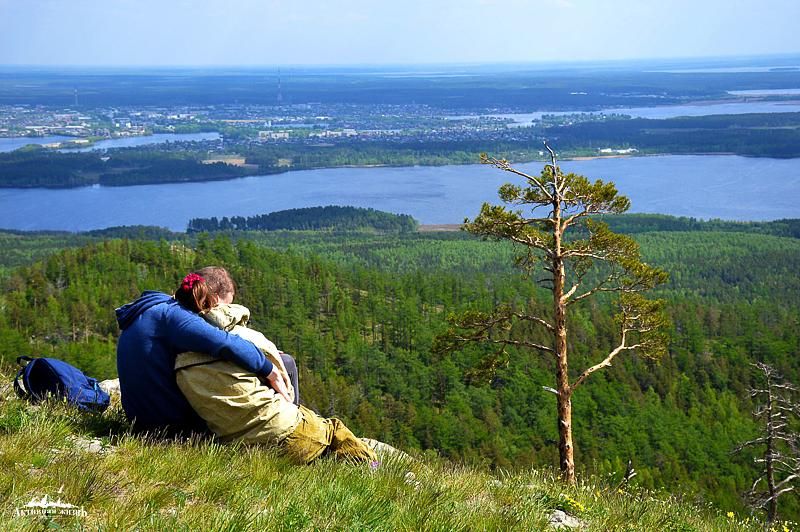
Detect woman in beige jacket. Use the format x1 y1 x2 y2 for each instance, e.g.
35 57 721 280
174 267 378 465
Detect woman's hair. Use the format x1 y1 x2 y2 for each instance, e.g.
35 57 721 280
195 266 236 299
174 272 217 313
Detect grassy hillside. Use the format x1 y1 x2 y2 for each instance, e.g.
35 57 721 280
0 390 769 531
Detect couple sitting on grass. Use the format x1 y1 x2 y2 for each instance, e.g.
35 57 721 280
116 266 395 466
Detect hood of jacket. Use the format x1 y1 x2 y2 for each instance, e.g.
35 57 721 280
202 303 250 332
115 290 173 330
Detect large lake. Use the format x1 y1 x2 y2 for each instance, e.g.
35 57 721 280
0 132 220 153
1 155 798 231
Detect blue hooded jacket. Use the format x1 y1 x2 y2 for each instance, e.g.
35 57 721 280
116 291 273 433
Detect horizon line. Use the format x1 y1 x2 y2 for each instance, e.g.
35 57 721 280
2 52 800 71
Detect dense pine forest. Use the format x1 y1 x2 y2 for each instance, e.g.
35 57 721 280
188 206 418 233
1 216 799 517
0 147 256 188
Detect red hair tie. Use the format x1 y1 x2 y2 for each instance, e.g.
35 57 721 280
181 273 204 292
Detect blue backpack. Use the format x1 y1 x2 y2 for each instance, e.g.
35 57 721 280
13 356 111 413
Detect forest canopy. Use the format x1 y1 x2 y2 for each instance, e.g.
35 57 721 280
187 206 418 233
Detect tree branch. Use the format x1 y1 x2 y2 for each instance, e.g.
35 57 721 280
512 312 556 332
543 141 568 197
483 155 554 202
571 334 638 391
734 437 769 452
450 334 555 354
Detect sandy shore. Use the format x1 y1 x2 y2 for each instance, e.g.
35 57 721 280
418 224 463 232
565 155 632 161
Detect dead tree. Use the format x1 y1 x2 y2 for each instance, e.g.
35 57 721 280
437 143 669 484
736 362 800 523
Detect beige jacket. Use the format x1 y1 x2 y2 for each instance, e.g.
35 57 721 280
174 304 300 444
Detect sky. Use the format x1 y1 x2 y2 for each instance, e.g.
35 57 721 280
1 0 799 67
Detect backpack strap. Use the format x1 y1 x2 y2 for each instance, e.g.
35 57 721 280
87 378 102 407
13 356 34 399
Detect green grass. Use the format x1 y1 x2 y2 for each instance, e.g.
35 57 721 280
0 382 780 531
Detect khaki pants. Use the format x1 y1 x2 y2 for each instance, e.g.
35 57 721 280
283 405 377 465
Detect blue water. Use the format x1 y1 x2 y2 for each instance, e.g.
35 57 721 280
0 136 73 153
453 100 800 125
61 132 220 152
1 155 798 232
0 132 220 154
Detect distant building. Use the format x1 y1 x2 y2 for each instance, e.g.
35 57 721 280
258 130 290 140
25 126 48 136
599 148 638 155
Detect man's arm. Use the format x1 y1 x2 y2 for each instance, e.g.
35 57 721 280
167 307 274 375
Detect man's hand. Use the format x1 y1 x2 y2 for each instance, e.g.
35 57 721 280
265 366 292 403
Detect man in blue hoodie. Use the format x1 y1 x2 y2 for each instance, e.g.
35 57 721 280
116 290 285 434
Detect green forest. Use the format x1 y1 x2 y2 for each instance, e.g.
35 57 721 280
1 214 799 517
0 147 255 188
188 206 418 233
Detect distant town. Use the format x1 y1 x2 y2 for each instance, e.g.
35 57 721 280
0 102 633 155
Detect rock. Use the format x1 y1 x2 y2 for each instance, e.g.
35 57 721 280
99 378 120 398
99 378 122 409
548 509 586 529
72 437 105 454
98 378 120 394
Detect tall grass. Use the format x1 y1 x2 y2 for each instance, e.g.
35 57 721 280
0 381 783 531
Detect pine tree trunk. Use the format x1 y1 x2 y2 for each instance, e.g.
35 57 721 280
556 353 575 483
554 284 575 483
552 199 575 483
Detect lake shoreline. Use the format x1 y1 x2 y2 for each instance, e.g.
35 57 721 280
0 150 794 190
2 153 799 231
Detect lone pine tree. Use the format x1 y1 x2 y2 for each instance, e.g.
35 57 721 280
441 144 669 483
